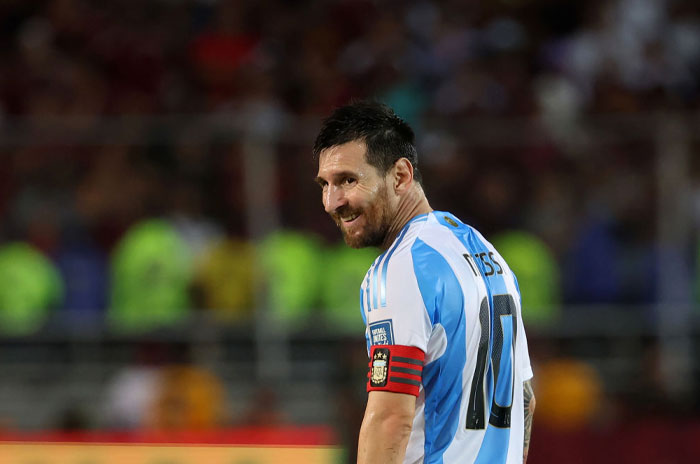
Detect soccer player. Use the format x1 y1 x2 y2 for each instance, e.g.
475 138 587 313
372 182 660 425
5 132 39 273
313 101 536 464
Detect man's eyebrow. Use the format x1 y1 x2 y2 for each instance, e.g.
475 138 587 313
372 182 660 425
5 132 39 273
316 171 358 185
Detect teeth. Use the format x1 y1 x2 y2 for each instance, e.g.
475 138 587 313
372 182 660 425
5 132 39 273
342 214 359 222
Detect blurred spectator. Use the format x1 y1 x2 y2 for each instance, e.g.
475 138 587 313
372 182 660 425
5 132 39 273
103 341 183 429
491 230 561 326
148 364 227 431
193 238 256 322
320 243 379 334
103 364 160 429
0 242 63 335
54 225 107 327
535 357 604 429
258 230 323 327
108 219 192 332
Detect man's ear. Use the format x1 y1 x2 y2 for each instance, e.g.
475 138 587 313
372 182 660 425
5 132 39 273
392 158 414 194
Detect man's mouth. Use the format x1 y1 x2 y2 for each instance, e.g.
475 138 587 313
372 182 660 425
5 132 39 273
341 213 360 223
335 211 361 228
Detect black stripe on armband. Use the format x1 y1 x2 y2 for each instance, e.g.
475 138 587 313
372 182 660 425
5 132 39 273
393 356 423 366
392 366 422 376
390 376 421 387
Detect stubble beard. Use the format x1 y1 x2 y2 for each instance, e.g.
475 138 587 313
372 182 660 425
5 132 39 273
335 185 392 249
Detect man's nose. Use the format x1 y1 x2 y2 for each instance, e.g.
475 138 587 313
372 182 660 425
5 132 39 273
324 185 346 214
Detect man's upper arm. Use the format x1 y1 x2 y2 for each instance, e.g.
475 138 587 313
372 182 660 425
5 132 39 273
365 390 417 423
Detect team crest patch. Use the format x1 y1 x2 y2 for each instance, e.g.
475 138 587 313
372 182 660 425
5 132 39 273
444 216 458 227
370 348 390 387
369 320 394 345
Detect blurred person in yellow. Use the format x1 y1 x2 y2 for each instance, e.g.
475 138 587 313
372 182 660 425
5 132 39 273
148 364 227 431
534 358 602 429
193 238 255 323
314 101 535 464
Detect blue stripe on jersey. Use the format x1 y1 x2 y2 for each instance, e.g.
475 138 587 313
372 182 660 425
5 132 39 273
412 238 466 464
360 284 367 326
362 268 371 316
365 273 371 313
372 262 379 310
495 315 514 403
437 212 512 464
366 254 381 312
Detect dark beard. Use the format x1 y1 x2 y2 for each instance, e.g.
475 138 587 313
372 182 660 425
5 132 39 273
340 216 390 249
333 186 392 249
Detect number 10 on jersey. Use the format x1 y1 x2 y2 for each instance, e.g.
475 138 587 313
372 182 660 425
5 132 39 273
465 289 517 430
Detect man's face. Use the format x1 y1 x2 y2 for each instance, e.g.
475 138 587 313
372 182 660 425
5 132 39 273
316 141 394 248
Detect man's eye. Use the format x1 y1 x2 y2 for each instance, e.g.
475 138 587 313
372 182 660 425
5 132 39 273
344 178 356 186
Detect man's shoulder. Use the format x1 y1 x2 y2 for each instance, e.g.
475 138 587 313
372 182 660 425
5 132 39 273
411 211 474 251
378 212 478 271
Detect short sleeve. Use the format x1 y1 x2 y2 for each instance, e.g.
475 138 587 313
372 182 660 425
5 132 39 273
512 272 534 381
361 246 433 354
517 311 534 381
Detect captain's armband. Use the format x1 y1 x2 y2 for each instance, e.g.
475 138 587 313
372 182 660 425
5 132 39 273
367 345 425 397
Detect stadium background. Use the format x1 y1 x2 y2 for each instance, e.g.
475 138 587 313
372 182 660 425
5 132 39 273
0 0 699 462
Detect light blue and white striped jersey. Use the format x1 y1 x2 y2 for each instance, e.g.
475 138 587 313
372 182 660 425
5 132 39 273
360 211 533 464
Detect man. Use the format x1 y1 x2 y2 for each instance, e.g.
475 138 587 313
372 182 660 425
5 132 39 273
314 101 535 464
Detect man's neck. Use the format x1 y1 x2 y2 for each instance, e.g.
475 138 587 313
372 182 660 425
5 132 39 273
381 187 432 251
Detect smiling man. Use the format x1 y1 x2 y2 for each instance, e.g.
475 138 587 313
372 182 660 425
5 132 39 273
314 101 535 464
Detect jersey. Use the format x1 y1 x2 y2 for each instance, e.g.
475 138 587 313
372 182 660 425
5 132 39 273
360 211 533 464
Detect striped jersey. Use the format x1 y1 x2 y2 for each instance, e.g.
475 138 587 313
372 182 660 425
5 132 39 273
360 211 533 464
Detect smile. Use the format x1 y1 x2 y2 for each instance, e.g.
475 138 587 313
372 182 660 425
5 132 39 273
342 213 360 224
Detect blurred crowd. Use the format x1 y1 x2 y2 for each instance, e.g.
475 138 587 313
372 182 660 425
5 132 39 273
0 0 698 334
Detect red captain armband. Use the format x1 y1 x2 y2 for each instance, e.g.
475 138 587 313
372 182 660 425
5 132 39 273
367 345 425 397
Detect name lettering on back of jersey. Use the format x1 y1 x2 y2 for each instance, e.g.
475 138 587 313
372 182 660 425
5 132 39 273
369 319 394 345
463 252 504 277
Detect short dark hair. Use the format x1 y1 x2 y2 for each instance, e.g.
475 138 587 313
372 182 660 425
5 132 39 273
313 100 422 184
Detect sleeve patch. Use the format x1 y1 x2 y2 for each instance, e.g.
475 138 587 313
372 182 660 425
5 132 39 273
369 319 394 345
369 348 390 387
367 345 425 396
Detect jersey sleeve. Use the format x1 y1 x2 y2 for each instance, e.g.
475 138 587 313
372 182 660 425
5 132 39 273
361 246 433 396
517 314 534 381
511 274 534 381
362 246 433 353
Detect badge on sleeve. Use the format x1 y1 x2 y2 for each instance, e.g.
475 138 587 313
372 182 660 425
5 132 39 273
370 348 390 387
369 319 394 345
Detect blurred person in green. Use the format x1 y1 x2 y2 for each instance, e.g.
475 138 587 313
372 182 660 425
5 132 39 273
321 243 379 333
109 219 192 332
0 242 64 335
491 230 561 327
258 230 323 328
